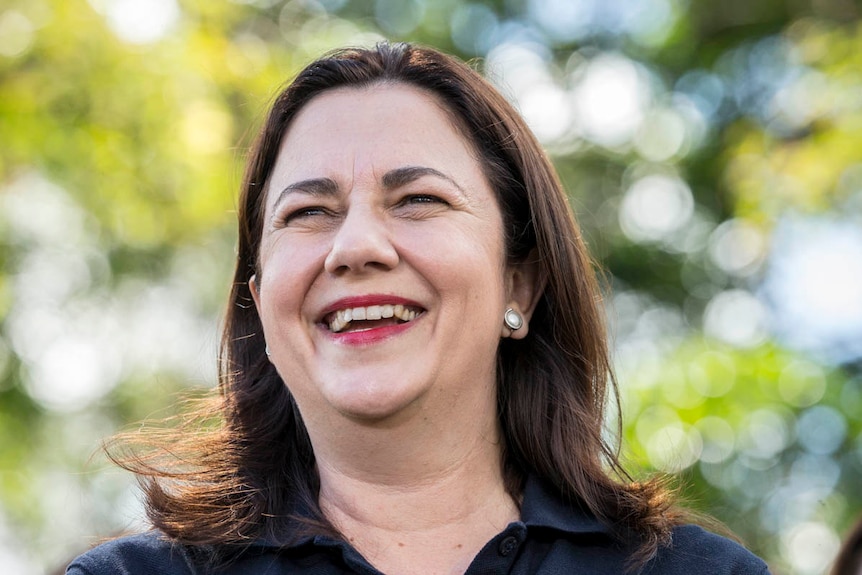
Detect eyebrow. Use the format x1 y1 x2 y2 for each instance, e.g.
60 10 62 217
273 165 465 209
273 177 339 210
381 166 466 196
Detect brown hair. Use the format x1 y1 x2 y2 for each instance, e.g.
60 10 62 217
832 515 862 575
113 42 680 565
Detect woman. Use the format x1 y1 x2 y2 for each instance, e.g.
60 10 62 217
68 42 770 574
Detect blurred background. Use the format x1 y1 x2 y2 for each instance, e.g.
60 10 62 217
1 0 861 573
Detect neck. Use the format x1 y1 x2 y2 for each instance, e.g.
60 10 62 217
317 446 518 575
307 389 519 574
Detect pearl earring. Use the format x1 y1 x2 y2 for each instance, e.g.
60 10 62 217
504 308 523 331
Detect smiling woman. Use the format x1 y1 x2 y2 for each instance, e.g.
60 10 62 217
66 43 770 575
250 84 516 425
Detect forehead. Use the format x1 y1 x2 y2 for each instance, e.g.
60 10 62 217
273 83 477 176
291 82 463 134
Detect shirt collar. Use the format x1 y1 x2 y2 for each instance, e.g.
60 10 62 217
520 474 614 537
248 473 613 550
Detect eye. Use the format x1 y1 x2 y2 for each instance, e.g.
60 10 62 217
293 206 327 218
401 194 447 205
392 193 451 220
281 206 332 225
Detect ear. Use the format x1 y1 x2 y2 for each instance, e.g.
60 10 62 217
249 274 262 310
502 249 546 340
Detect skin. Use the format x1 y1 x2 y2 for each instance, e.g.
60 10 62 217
250 83 541 574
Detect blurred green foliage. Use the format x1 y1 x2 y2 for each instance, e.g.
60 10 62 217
1 0 861 574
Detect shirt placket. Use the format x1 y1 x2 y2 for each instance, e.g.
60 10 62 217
463 523 528 575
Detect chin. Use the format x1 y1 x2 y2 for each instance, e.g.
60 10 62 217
324 382 424 424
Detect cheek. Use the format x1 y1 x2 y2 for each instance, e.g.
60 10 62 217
258 236 329 318
406 226 508 303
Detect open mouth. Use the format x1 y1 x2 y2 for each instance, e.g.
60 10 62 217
324 304 423 333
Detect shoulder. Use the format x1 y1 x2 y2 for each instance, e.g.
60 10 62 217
66 531 198 575
647 524 770 574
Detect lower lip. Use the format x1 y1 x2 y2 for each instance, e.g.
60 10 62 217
324 319 418 345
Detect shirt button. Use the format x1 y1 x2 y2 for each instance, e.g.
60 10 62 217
498 535 519 557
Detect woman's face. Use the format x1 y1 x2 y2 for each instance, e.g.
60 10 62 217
252 83 518 426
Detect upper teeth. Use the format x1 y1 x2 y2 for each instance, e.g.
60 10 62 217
328 304 419 333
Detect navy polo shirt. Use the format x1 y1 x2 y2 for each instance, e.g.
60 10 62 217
67 477 770 574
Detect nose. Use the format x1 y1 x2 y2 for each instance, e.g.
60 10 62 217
323 203 399 274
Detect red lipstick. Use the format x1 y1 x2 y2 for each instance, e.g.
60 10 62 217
320 295 423 318
319 294 425 346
